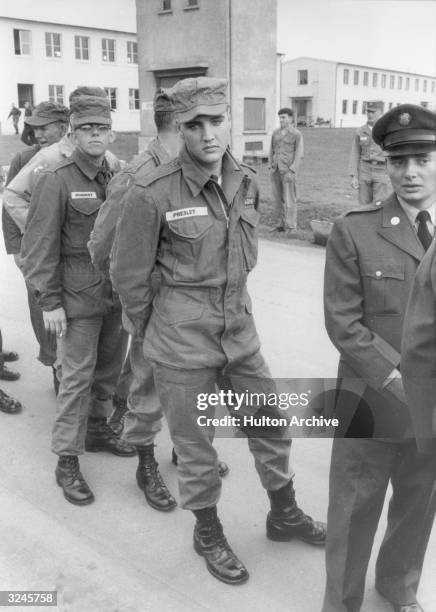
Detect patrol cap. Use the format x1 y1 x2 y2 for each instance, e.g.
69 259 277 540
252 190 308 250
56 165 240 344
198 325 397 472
69 95 112 128
169 77 228 122
372 103 436 154
69 87 108 106
154 88 174 113
366 100 384 112
25 101 69 126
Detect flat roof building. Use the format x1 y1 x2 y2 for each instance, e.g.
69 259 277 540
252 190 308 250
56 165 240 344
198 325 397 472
281 56 436 128
136 0 278 160
0 0 139 134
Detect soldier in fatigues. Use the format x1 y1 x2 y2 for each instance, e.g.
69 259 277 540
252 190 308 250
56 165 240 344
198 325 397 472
269 107 304 231
22 96 135 507
111 77 326 585
349 100 391 205
322 104 436 612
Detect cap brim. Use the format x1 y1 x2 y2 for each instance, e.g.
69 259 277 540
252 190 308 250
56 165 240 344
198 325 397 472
25 116 64 126
176 103 228 123
385 142 436 156
71 115 112 127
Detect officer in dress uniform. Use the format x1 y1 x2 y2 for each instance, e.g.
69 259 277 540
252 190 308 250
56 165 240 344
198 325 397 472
322 104 436 612
110 77 326 586
349 100 391 205
21 96 135 507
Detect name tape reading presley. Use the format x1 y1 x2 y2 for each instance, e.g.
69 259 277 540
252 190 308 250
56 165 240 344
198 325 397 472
166 207 208 222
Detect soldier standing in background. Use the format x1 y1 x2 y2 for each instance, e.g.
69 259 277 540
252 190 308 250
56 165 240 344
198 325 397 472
269 107 304 231
349 100 391 205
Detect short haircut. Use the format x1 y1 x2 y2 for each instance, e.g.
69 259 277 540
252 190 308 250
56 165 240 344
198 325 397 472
154 110 175 131
278 107 293 117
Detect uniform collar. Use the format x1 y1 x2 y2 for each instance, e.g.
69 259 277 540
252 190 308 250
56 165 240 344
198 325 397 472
148 137 172 165
71 146 107 180
179 146 243 198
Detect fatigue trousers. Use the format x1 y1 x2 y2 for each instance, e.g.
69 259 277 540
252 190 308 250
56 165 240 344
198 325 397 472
52 310 125 456
270 170 298 229
358 164 391 206
26 283 57 367
322 438 436 612
119 334 163 446
152 350 293 510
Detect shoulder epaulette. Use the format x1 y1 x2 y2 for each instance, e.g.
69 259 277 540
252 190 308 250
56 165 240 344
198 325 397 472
240 161 257 175
344 201 384 216
134 158 181 187
52 156 75 173
124 151 154 174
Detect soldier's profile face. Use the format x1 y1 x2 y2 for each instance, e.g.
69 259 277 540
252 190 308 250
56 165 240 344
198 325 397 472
33 122 66 148
386 150 436 209
180 113 230 168
73 123 115 158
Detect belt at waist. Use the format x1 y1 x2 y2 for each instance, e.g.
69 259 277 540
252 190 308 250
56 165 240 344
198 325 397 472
361 159 386 166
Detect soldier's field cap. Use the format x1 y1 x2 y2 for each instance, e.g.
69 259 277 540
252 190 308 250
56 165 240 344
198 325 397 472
69 87 108 106
169 77 228 122
154 88 174 113
373 104 436 154
366 100 384 112
70 95 112 128
25 101 69 126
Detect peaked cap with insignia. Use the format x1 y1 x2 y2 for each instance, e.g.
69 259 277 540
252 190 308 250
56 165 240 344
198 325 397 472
372 103 436 154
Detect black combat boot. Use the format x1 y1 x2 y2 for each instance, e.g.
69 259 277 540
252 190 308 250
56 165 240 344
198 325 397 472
85 417 136 456
136 445 177 511
266 480 326 545
109 394 128 436
55 455 94 505
193 506 249 585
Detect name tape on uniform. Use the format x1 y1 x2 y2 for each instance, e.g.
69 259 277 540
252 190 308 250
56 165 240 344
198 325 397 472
166 207 208 222
71 192 98 199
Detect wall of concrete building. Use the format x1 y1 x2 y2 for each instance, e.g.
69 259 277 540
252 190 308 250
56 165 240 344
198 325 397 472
336 63 436 127
281 57 337 126
230 0 277 160
0 16 139 135
136 0 278 160
136 0 228 146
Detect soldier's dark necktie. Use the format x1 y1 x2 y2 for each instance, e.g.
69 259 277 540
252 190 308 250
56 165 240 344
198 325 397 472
95 165 113 197
416 209 433 251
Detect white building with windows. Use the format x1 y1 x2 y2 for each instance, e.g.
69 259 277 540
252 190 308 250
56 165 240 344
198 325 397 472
0 0 139 135
281 57 436 128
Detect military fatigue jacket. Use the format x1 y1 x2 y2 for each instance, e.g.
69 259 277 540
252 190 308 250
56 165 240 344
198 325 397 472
2 145 40 254
324 193 425 437
348 123 386 175
22 147 119 318
269 126 304 173
110 146 261 369
89 138 171 271
3 134 120 233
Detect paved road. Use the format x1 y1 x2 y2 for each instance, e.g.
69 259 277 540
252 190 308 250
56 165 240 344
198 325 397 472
0 236 434 612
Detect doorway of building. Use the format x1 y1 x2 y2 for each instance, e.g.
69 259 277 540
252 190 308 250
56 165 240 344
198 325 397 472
17 83 34 108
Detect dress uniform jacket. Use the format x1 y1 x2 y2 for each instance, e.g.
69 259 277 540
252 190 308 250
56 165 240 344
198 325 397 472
3 134 119 233
401 238 436 454
22 147 119 319
111 146 261 369
89 138 171 272
324 193 425 437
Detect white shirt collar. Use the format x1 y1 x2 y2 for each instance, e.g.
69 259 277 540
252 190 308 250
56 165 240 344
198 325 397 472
397 196 436 227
